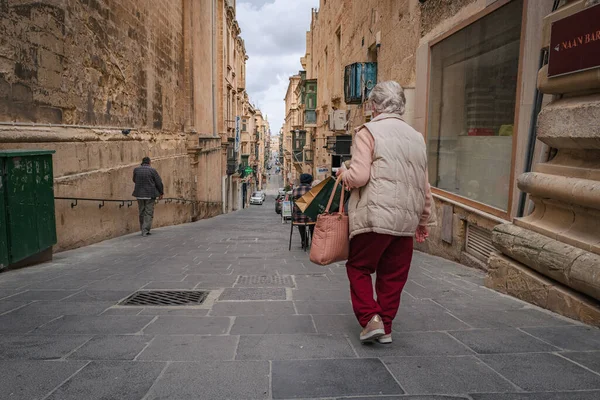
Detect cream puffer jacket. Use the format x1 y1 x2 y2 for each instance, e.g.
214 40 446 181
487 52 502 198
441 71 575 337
347 114 429 239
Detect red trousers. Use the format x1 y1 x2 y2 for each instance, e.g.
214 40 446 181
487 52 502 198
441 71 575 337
346 232 413 334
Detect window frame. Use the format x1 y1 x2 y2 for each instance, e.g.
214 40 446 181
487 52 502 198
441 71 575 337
423 0 528 220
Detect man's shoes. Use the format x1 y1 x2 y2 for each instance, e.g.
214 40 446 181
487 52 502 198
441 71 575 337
377 334 392 344
360 314 385 343
146 232 152 236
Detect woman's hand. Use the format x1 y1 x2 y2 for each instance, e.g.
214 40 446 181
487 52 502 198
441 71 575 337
415 225 429 243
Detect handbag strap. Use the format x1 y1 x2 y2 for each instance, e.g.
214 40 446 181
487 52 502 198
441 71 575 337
325 175 346 215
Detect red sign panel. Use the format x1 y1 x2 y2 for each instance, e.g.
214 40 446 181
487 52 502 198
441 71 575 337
548 4 600 78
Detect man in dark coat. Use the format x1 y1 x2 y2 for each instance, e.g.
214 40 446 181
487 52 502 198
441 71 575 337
132 157 164 236
293 173 315 248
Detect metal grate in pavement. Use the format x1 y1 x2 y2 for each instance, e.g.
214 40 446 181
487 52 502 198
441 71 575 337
119 290 209 306
236 275 294 287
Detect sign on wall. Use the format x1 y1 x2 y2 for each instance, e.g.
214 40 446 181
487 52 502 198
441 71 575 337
548 4 600 78
317 166 329 174
282 201 292 218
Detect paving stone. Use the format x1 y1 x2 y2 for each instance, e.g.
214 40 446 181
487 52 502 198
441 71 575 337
383 355 516 394
3 290 79 301
23 279 98 290
479 353 600 391
292 288 351 301
0 314 56 334
312 314 362 334
446 308 575 329
184 274 238 285
100 307 143 315
448 328 560 354
45 361 165 400
137 335 238 361
210 301 295 316
272 358 403 399
293 275 338 289
0 360 87 400
294 300 353 315
522 326 600 351
144 361 269 400
349 331 473 357
236 334 356 360
471 392 600 400
393 301 471 331
7 301 115 317
81 280 152 291
219 287 287 300
62 290 134 302
235 275 295 287
0 335 91 360
143 316 231 335
137 307 210 316
68 335 152 360
139 281 197 290
337 397 469 400
231 315 316 334
560 351 600 373
0 301 28 314
32 315 154 335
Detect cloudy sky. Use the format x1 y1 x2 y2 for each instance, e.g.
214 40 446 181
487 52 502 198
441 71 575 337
237 0 319 136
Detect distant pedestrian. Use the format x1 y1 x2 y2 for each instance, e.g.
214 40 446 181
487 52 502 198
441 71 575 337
132 157 164 236
292 173 315 248
338 81 433 344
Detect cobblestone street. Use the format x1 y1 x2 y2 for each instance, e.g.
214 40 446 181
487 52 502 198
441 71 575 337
0 196 599 400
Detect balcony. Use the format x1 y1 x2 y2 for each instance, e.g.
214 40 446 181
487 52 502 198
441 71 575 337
305 110 317 127
292 150 304 163
344 62 377 105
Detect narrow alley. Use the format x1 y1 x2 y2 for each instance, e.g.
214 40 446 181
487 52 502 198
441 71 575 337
1 183 599 399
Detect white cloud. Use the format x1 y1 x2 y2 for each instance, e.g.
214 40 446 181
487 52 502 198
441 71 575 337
237 0 319 134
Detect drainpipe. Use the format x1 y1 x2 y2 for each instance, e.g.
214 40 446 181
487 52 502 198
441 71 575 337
212 0 217 138
516 0 561 218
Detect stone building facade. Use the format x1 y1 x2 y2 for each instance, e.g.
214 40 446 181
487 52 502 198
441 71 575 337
290 0 599 324
0 0 255 251
282 74 301 186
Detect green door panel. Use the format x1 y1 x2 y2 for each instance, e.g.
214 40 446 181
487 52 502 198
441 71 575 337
6 156 40 263
0 159 8 269
35 155 57 251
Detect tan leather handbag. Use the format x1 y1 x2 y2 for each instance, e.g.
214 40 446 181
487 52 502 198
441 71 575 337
309 175 349 265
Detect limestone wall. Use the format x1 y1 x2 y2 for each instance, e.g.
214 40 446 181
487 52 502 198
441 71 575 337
0 1 224 253
0 0 185 129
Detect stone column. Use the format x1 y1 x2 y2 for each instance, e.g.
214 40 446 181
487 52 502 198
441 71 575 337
486 1 600 327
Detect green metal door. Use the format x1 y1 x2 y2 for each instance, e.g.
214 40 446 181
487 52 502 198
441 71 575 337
34 155 57 251
0 159 8 268
6 155 40 263
0 150 56 265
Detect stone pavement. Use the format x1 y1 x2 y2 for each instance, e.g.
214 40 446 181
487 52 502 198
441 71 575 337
1 197 600 400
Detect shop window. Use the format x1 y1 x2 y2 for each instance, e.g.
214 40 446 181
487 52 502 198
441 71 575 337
426 0 523 211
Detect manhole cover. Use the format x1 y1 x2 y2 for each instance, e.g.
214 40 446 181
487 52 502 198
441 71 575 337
236 275 294 287
119 290 209 306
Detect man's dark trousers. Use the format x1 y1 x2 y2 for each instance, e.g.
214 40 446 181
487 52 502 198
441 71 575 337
137 199 155 235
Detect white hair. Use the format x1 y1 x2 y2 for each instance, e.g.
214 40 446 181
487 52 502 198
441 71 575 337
368 81 406 115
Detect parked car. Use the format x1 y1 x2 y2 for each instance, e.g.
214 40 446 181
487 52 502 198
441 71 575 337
255 191 265 201
275 194 283 214
250 192 264 205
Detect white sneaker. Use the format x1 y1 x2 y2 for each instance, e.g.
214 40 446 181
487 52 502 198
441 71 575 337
377 334 392 344
360 315 385 343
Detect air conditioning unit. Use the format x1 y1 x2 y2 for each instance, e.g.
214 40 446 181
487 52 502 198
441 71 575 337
328 110 347 131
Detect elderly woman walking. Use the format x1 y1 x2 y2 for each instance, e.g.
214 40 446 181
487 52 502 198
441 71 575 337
338 81 432 344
